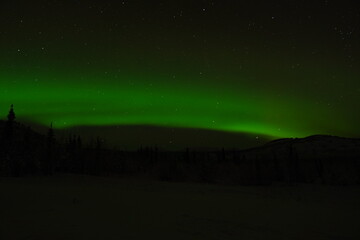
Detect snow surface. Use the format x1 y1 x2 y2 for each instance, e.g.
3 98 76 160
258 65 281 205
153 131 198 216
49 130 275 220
1 174 360 239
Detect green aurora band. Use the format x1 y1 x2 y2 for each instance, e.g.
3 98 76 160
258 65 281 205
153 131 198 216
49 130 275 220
0 71 352 139
0 1 359 141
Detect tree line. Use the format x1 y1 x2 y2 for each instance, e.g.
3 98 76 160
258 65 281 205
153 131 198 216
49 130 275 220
1 105 359 185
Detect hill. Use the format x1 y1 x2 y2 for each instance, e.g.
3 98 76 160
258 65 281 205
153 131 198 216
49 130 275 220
227 135 360 185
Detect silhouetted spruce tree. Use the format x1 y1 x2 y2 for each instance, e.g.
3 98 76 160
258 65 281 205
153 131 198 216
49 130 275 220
21 126 37 175
231 149 237 161
77 135 84 173
184 147 190 164
288 143 299 184
42 123 55 175
70 135 76 172
221 148 226 162
253 155 260 184
272 150 282 181
313 148 323 181
154 145 159 162
63 134 77 172
7 104 15 126
94 136 102 175
77 135 82 149
1 105 16 176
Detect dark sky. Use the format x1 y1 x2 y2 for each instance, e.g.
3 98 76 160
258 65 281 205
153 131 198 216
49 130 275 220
0 1 359 146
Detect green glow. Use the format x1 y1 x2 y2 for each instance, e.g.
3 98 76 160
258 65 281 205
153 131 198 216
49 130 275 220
0 2 359 142
0 71 352 139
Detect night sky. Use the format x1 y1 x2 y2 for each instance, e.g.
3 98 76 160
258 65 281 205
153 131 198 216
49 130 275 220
0 1 359 142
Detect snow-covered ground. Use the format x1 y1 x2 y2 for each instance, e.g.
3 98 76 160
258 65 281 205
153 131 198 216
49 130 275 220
1 175 360 239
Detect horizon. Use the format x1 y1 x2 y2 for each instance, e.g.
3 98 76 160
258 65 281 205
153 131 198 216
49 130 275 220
1 115 357 151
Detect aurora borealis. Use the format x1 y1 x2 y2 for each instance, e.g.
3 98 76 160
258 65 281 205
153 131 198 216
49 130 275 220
0 1 359 142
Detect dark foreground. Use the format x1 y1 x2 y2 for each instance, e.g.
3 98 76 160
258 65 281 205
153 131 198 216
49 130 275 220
1 175 360 240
